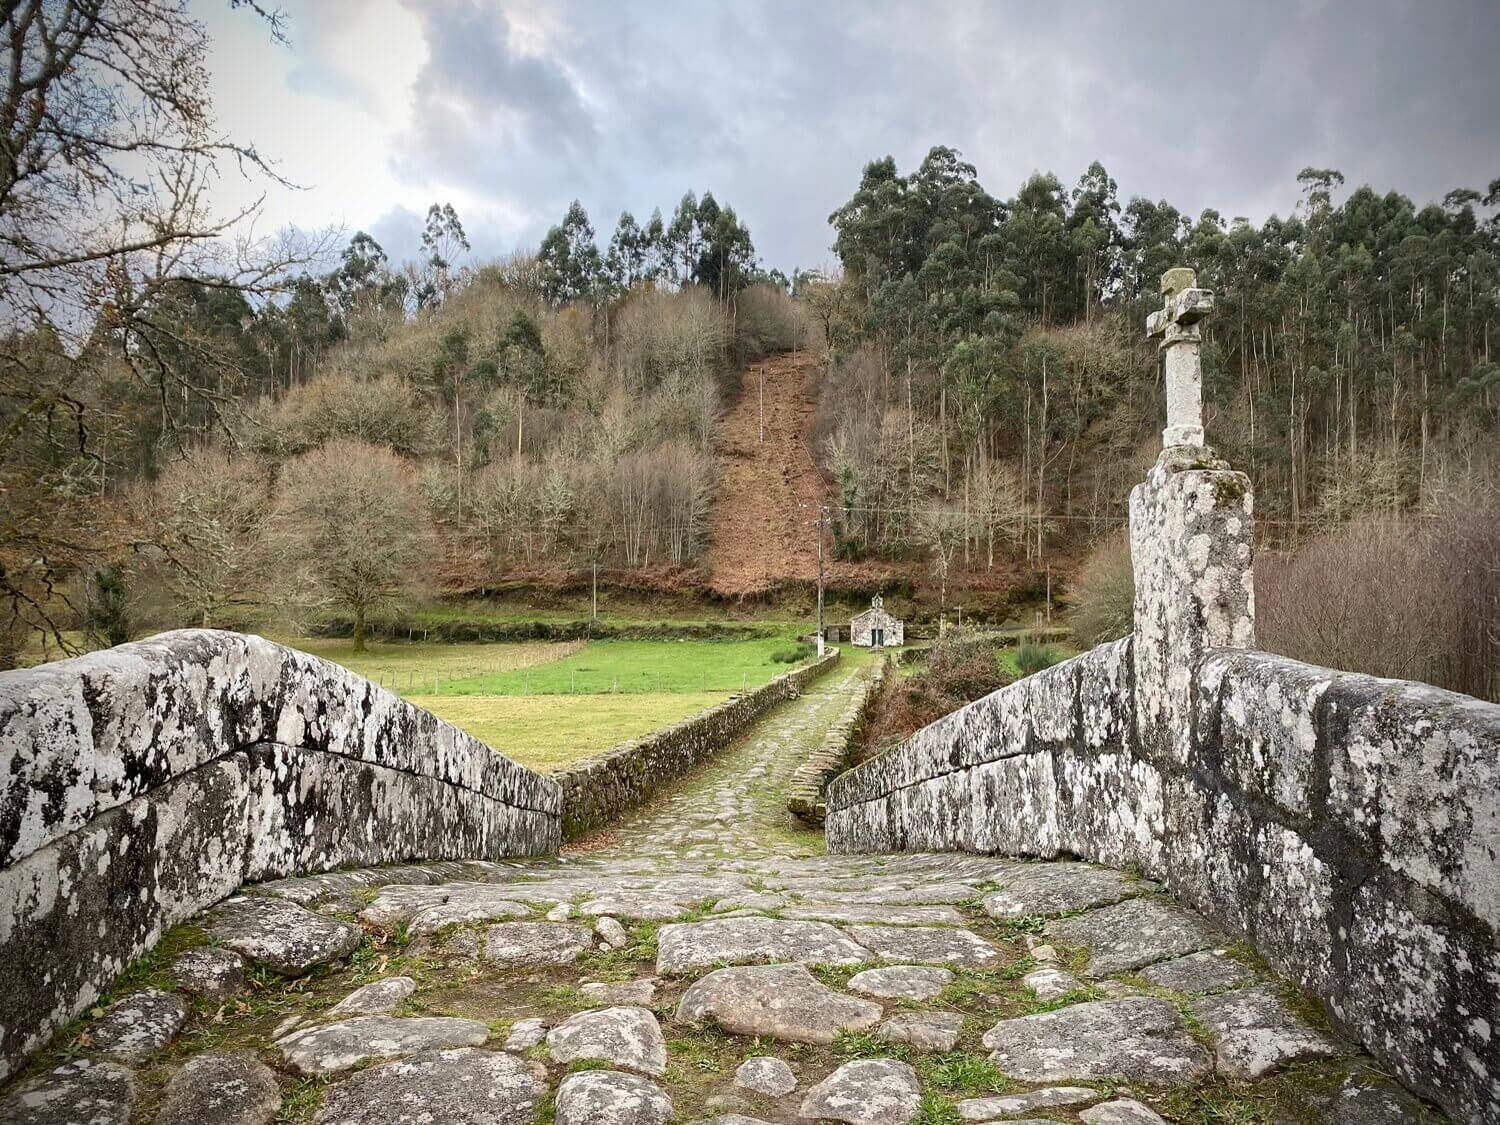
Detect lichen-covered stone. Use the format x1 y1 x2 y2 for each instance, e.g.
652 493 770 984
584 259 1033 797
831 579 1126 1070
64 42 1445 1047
1190 985 1339 1078
0 1058 134 1124
734 1056 797 1097
0 629 560 1080
1046 898 1219 976
798 1059 920 1125
656 916 869 974
844 924 1000 969
158 1052 280 1125
846 965 952 1001
172 947 246 999
676 964 881 1044
553 1070 673 1125
208 896 363 975
982 998 1210 1086
482 922 592 967
314 1047 544 1124
877 1010 963 1051
328 977 416 1017
982 862 1142 919
277 1015 489 1076
1023 967 1083 1001
546 1007 667 1075
87 987 188 1062
956 1085 1102 1120
1137 950 1255 995
1080 1099 1169 1124
580 979 657 1007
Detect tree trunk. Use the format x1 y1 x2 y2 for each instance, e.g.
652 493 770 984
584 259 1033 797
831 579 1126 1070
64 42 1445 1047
353 607 367 653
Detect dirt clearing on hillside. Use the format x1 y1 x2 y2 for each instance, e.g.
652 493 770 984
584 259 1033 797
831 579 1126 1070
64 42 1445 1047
705 351 827 596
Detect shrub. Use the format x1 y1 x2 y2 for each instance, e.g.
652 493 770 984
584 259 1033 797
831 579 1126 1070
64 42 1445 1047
735 283 809 357
1014 635 1063 677
1258 509 1499 701
1068 532 1135 646
770 641 815 664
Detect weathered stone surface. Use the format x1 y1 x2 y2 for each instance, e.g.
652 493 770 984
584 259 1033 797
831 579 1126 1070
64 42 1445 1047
0 1058 134 1125
315 1047 545 1124
1138 950 1255 995
482 922 592 967
277 1015 489 1076
780 903 966 925
798 1059 921 1125
580 897 688 921
982 998 1211 1086
546 1007 667 1075
691 1117 774 1125
878 1010 963 1052
676 964 881 1044
580 979 657 1007
847 965 952 1001
1080 1099 1169 1124
158 1052 280 1125
208 896 363 975
1047 898 1218 976
88 987 188 1062
656 917 869 974
172 947 245 999
554 1070 673 1125
1313 1075 1431 1123
734 1056 797 1097
982 863 1141 919
502 1018 547 1051
956 1085 1102 1120
0 629 560 1081
594 916 629 948
1023 967 1083 1001
328 977 416 1017
408 898 529 934
1190 985 1339 1078
819 882 979 905
844 924 1000 968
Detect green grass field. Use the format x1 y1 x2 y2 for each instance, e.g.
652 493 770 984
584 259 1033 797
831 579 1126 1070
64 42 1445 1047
432 635 814 696
408 692 729 772
272 630 820 773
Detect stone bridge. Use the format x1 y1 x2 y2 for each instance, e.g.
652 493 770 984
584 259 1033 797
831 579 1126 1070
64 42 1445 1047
0 270 1494 1124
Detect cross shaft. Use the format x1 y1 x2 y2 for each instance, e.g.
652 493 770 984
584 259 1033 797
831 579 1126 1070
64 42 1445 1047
1147 267 1215 448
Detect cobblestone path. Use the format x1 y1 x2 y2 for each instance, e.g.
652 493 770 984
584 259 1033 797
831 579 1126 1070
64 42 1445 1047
2 669 1440 1125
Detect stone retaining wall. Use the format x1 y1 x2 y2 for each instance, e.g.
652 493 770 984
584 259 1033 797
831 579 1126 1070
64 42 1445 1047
557 649 839 839
0 630 560 1080
826 451 1500 1123
786 657 890 826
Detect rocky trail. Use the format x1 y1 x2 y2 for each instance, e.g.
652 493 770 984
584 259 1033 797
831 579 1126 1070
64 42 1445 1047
2 663 1435 1124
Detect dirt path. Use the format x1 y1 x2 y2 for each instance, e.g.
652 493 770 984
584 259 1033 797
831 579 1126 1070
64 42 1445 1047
704 351 826 597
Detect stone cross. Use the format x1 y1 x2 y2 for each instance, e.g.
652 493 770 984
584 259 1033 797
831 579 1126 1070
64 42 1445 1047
1146 266 1215 448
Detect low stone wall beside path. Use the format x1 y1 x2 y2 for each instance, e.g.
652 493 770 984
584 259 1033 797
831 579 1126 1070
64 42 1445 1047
786 655 891 826
0 629 561 1081
558 648 840 839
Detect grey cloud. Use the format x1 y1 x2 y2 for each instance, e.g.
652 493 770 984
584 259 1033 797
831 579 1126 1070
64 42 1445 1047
314 0 1500 270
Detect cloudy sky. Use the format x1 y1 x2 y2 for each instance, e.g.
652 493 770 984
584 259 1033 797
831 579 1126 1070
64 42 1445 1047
203 0 1500 274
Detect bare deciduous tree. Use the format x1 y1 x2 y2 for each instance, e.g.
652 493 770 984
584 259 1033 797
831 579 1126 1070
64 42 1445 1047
0 0 326 657
272 440 433 651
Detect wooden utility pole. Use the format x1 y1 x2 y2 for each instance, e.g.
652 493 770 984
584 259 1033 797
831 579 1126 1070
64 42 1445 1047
816 505 827 656
759 365 765 443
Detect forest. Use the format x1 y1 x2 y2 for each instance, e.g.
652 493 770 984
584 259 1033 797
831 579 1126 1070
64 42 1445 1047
0 0 1495 696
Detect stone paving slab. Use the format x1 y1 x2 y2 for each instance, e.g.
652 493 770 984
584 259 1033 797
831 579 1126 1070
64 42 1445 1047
1046 896 1221 976
676 964 882 1044
656 916 871 974
982 997 1213 1086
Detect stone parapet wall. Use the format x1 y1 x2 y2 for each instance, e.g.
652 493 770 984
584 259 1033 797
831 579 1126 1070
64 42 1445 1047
826 641 1500 1122
0 630 560 1080
558 649 839 839
786 656 891 826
